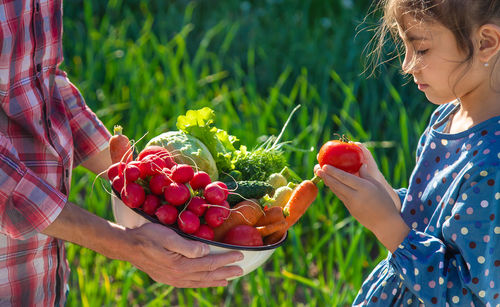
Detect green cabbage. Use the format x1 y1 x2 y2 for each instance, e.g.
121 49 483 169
146 131 218 180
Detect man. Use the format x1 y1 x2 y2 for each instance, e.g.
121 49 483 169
0 1 243 305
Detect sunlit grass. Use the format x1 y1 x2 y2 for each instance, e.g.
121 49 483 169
62 1 431 305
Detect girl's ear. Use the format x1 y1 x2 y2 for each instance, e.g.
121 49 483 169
477 24 500 63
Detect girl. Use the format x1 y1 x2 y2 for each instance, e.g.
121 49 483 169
315 0 500 306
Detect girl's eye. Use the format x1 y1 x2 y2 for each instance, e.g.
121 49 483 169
416 49 429 55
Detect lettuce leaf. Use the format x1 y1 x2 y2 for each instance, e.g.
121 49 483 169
176 107 239 173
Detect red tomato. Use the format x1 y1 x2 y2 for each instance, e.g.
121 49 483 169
223 225 263 246
317 140 363 174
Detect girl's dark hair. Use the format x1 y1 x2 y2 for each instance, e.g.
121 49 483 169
369 0 500 74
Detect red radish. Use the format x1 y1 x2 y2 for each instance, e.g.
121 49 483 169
204 182 227 205
138 146 176 168
142 194 161 215
112 175 125 193
121 182 146 208
139 154 168 177
109 125 132 164
164 182 191 206
219 200 231 218
138 145 167 160
214 181 229 199
124 163 141 182
155 204 178 225
178 210 200 234
186 196 208 216
193 224 215 241
149 173 170 195
107 162 125 180
223 225 263 246
204 206 228 228
189 171 212 190
170 164 194 184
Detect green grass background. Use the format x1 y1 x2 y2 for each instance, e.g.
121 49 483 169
62 0 432 305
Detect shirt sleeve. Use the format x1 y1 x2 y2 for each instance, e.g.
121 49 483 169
388 164 500 305
55 70 111 167
0 135 67 240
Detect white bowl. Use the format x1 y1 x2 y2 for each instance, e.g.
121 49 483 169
111 195 287 278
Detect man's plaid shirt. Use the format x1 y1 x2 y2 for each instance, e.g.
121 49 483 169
0 0 111 305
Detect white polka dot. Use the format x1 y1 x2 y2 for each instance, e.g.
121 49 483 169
439 277 445 285
441 139 448 146
481 200 489 208
452 296 460 303
494 227 500 234
412 222 418 229
462 193 468 201
495 193 500 200
478 256 486 264
461 227 469 235
479 290 486 298
415 268 419 276
477 140 484 146
480 170 488 177
408 298 413 304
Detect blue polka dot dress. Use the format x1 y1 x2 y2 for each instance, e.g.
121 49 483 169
353 102 500 306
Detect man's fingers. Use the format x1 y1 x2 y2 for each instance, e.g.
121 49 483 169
175 251 244 273
179 263 244 282
158 227 210 258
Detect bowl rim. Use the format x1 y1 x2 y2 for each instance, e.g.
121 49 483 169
130 206 288 251
112 187 287 251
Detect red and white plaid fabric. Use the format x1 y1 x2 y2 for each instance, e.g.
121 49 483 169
0 0 111 305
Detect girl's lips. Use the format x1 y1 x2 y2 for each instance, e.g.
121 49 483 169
417 83 429 91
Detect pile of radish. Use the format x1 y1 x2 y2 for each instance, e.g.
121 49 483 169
109 145 237 242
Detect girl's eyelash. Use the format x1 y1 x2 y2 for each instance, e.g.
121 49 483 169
416 49 429 55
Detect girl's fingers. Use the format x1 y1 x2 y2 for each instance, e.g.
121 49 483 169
316 168 353 200
321 164 365 190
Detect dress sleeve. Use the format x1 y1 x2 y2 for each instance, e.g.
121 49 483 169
55 70 111 167
388 164 500 305
395 188 408 207
0 135 67 240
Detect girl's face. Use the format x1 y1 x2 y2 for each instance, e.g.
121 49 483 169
399 16 485 105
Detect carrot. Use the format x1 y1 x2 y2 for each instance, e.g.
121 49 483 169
110 125 132 164
213 199 264 241
256 219 287 237
255 206 285 227
264 176 320 244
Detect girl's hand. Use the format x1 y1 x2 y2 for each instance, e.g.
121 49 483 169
314 163 409 252
355 143 402 211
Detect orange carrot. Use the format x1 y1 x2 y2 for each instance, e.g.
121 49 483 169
213 199 264 241
256 219 287 237
265 176 320 244
255 206 285 227
110 125 132 164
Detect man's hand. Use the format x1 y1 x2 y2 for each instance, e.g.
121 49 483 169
125 223 243 287
42 202 243 287
314 163 409 253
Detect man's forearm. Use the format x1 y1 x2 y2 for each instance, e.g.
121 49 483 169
41 201 133 262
